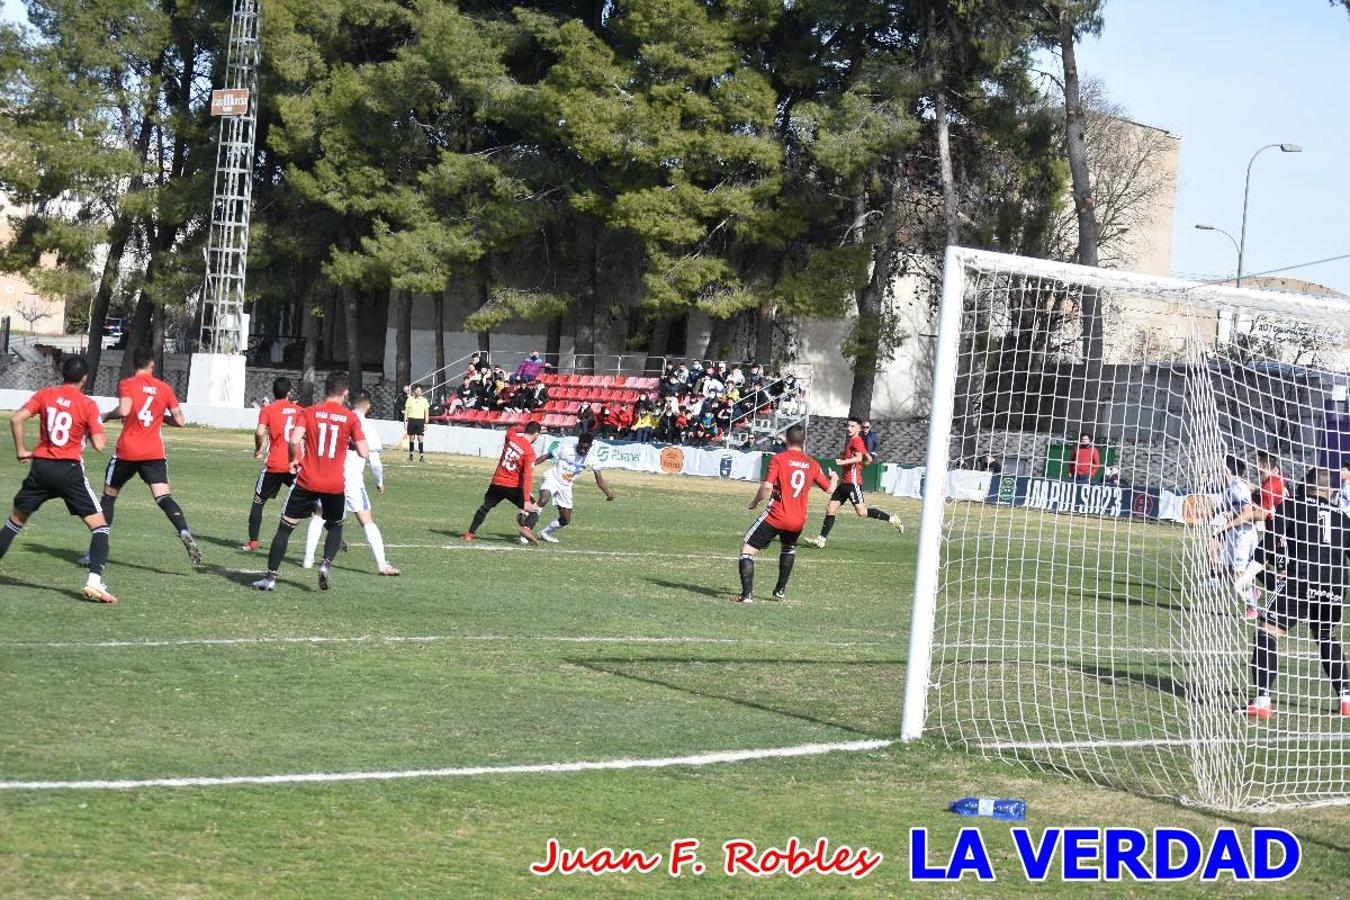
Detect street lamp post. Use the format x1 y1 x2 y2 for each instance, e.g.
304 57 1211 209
1194 224 1240 283
1237 143 1302 288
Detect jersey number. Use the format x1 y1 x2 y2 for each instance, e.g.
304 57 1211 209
137 397 156 427
1319 509 1333 545
501 447 520 472
788 469 808 498
281 412 296 445
315 422 341 459
45 408 73 446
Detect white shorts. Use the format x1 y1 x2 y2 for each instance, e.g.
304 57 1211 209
1221 528 1259 574
344 482 373 514
541 471 575 510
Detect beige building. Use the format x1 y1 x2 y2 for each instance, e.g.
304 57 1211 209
0 196 66 335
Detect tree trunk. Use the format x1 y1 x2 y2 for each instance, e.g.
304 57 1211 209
476 258 492 354
643 315 671 375
434 290 447 381
848 237 894 419
930 7 961 248
299 295 320 405
120 289 154 379
396 289 412 391
703 315 733 363
754 300 774 367
573 231 598 374
1059 9 1099 267
342 281 362 392
150 303 166 375
546 313 563 370
83 221 131 394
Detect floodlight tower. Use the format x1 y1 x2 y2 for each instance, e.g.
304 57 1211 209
187 0 260 406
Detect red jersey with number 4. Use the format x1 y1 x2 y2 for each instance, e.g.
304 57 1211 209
841 434 867 485
765 449 831 531
22 384 103 462
490 427 536 491
114 373 179 461
258 399 303 474
296 402 365 494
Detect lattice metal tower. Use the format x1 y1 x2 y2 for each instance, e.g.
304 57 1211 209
199 0 261 355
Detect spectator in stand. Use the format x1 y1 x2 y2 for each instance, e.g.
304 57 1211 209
747 364 764 389
1069 431 1100 484
674 360 690 386
861 420 880 460
575 402 596 436
727 364 745 389
701 369 725 400
634 404 659 444
515 351 547 383
980 452 1002 474
612 403 634 439
714 399 734 435
468 351 491 375
521 379 548 413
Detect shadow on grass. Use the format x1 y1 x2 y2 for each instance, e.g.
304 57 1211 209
23 543 187 578
643 576 726 601
0 574 90 603
571 656 898 740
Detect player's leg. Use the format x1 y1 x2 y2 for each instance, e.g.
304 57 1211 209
853 486 904 531
316 493 347 590
353 493 398 575
0 508 31 561
736 517 773 602
537 489 562 542
466 485 505 538
1309 595 1350 715
771 531 801 601
145 464 201 563
255 487 310 589
1248 584 1296 718
79 511 116 603
301 511 324 569
812 496 844 548
245 470 284 550
515 489 540 544
99 457 126 525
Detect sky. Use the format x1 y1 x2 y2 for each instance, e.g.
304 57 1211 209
3 0 1348 294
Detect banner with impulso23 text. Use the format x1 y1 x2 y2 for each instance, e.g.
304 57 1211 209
987 475 1163 521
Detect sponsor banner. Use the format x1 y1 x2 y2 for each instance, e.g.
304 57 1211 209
536 436 764 482
987 475 1158 520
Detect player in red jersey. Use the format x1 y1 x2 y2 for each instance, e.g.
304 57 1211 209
0 356 118 603
808 416 903 548
463 421 542 543
93 347 201 565
735 424 837 603
243 376 302 551
253 372 369 592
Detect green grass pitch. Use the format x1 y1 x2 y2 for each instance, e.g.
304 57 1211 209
1 421 1349 896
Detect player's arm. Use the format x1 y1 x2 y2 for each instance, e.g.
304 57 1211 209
10 407 33 461
536 451 554 464
287 423 306 472
167 405 186 428
748 479 773 510
816 467 837 492
102 396 133 423
353 438 370 460
254 423 267 458
836 451 864 467
593 468 615 501
368 448 385 493
1215 501 1260 534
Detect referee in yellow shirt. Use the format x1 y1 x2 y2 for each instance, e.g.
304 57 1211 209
404 384 430 461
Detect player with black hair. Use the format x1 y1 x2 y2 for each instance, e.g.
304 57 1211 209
253 372 369 591
1247 467 1350 720
464 421 542 543
1 356 118 602
809 416 903 548
243 376 302 551
94 346 201 565
1211 452 1262 617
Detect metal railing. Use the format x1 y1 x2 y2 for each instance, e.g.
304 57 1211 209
415 351 672 400
722 373 811 448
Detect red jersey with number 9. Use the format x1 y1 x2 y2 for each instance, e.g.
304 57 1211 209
258 399 303 474
22 384 103 462
765 448 831 531
296 402 365 494
114 373 179 461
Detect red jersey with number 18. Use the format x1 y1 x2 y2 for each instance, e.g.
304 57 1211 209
258 398 303 474
114 373 179 461
490 427 536 492
765 448 831 531
296 402 365 494
21 384 103 462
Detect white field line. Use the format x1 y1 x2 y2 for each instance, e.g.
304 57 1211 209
0 633 896 651
384 542 899 566
0 739 895 792
979 734 1350 751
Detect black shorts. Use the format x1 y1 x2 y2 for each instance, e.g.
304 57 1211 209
831 483 864 506
283 485 345 523
406 418 426 437
13 458 102 519
482 483 526 511
105 457 169 490
1262 579 1344 633
253 469 295 501
744 516 801 551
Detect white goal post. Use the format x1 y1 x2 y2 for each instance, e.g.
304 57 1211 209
902 245 1350 811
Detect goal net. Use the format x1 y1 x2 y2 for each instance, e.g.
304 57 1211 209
901 246 1350 811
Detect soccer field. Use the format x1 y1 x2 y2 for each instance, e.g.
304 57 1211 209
2 422 1349 896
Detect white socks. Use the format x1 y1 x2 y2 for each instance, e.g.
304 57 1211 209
541 519 562 535
303 516 389 570
364 521 388 570
85 572 102 588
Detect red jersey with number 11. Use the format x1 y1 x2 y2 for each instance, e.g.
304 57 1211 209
21 384 103 462
258 399 303 474
296 402 365 494
115 373 179 461
491 427 536 492
765 448 831 531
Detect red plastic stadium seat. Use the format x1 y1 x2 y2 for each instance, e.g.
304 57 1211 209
542 399 567 412
598 375 620 386
538 373 560 385
559 415 578 429
619 390 638 403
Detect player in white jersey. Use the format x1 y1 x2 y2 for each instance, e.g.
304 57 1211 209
534 432 614 543
302 391 399 576
1211 454 1261 617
